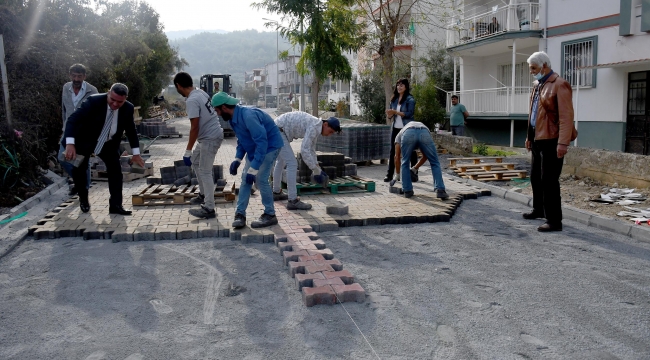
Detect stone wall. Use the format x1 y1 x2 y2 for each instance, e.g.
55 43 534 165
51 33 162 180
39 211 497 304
563 147 650 189
431 131 474 155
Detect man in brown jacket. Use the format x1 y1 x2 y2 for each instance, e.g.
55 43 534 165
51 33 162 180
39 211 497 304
523 51 576 232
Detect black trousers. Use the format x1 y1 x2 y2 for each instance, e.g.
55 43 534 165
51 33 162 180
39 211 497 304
387 127 417 177
529 128 564 224
72 141 123 208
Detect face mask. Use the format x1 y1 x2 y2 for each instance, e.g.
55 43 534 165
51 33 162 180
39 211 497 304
533 69 544 81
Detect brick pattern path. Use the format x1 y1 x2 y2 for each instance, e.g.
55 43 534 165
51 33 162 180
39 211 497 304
28 117 490 306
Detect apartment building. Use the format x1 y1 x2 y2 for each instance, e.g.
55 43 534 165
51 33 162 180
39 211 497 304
446 0 650 154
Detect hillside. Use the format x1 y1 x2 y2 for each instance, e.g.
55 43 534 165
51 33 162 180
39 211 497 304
171 29 295 90
165 29 228 41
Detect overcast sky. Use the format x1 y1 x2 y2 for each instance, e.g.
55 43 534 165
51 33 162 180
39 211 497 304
146 0 279 32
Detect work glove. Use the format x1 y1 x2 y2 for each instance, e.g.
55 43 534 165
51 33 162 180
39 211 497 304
390 172 400 187
410 167 418 175
229 159 241 175
314 170 328 184
183 150 192 166
245 167 258 185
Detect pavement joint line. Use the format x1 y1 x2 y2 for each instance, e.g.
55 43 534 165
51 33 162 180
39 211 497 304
333 291 381 360
463 177 650 243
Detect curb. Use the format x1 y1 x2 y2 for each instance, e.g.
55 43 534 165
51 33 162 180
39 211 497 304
0 171 68 224
453 177 650 243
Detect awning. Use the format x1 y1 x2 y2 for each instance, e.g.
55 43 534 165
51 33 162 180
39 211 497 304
578 58 650 70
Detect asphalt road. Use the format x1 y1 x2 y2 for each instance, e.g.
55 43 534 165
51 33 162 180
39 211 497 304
1 165 649 359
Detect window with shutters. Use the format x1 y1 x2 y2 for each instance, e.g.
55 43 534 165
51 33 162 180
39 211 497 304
561 36 598 88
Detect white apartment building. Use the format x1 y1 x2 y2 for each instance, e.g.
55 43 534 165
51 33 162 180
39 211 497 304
446 0 650 153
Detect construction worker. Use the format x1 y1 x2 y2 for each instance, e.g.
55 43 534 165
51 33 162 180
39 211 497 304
211 91 284 229
173 72 224 219
272 112 342 210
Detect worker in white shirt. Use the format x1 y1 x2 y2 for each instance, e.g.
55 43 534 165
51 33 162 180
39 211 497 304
272 112 341 210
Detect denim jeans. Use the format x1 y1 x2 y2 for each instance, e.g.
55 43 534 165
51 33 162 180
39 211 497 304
58 141 90 189
237 148 280 216
191 138 223 210
400 128 445 192
272 134 298 200
451 125 465 136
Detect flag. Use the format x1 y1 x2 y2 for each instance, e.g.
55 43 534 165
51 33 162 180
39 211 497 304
409 19 415 35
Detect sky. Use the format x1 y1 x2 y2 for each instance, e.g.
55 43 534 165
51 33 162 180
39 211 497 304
144 0 279 32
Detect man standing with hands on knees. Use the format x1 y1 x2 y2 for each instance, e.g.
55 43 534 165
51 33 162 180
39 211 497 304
523 51 577 232
272 111 341 210
63 83 144 215
174 72 224 219
211 92 284 229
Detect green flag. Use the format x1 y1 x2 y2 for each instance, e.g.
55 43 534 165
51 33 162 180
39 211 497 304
409 19 415 35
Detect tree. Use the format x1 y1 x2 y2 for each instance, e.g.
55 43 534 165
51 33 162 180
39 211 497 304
353 0 454 123
253 0 366 116
419 40 457 109
241 87 260 106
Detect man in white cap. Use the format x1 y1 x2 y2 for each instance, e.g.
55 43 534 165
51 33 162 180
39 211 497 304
272 111 341 210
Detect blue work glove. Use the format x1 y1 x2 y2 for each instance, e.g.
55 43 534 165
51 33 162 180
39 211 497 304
314 170 328 184
183 150 192 166
245 168 258 185
229 159 241 175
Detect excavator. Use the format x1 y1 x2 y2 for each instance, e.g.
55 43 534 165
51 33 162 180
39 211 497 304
199 74 235 137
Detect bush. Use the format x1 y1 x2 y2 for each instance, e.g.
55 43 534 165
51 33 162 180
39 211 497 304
353 68 385 124
474 143 489 156
411 77 446 129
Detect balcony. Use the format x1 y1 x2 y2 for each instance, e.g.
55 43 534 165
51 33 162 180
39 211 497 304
395 28 413 46
446 87 532 115
447 3 540 47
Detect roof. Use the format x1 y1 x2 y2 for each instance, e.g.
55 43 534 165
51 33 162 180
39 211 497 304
578 58 650 70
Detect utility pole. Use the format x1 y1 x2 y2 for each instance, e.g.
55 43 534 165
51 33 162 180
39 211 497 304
0 35 12 125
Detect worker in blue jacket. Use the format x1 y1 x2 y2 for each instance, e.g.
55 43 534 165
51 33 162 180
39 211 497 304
211 92 284 229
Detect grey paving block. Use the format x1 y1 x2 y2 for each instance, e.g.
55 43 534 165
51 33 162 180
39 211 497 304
242 233 265 244
155 228 177 241
177 227 198 240
111 230 133 243
274 234 288 245
199 228 219 238
230 230 242 241
147 177 162 185
319 222 339 232
326 205 349 215
389 186 403 194
174 175 191 186
263 233 275 243
133 229 156 242
363 218 382 226
308 223 321 232
83 228 104 240
33 228 56 240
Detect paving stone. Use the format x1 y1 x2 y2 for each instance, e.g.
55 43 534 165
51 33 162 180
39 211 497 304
274 234 288 245
83 227 104 240
295 272 326 290
306 249 334 260
363 217 382 226
134 228 156 241
282 250 309 266
263 233 275 243
314 258 343 271
241 232 265 244
298 254 326 262
288 261 316 277
332 283 366 303
111 229 133 243
199 228 219 238
305 263 335 274
230 230 241 241
33 228 56 240
326 205 349 215
177 226 198 240
155 228 177 241
323 270 354 284
314 277 345 288
389 186 404 194
303 285 337 307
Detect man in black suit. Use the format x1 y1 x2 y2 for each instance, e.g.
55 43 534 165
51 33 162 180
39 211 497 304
62 83 145 215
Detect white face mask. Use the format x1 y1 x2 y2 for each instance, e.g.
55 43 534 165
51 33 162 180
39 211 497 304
533 68 544 81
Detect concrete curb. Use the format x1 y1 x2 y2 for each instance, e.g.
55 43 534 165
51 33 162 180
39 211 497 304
0 171 67 260
453 177 650 243
0 171 68 224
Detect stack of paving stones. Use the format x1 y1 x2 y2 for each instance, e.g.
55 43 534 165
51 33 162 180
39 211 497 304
283 152 357 183
149 162 224 186
316 120 391 162
136 118 181 137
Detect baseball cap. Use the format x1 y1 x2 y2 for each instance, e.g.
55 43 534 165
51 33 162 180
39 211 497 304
326 117 342 133
211 91 239 107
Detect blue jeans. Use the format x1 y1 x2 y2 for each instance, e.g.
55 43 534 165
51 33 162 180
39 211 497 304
400 128 445 192
236 149 280 216
58 141 90 189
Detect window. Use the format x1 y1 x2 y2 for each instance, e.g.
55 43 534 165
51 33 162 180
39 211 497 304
561 36 598 87
499 62 530 94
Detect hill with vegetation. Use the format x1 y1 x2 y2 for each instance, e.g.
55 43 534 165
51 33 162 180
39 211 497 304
171 30 295 91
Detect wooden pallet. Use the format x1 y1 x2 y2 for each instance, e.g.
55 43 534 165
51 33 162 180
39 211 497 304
92 168 154 182
131 182 236 206
285 175 376 195
452 162 515 173
448 156 503 167
461 170 528 181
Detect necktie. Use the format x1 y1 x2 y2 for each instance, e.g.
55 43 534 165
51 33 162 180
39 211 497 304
94 109 115 155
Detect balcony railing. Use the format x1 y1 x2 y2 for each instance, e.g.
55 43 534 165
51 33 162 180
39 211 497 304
447 3 540 47
446 87 532 114
395 28 413 46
